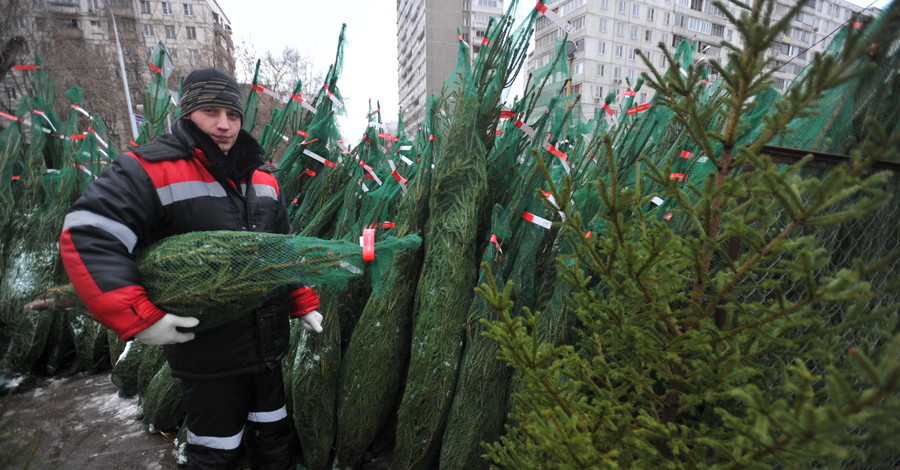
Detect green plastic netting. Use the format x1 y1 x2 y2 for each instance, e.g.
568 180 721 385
135 230 421 331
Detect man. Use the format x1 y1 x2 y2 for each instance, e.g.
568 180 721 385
59 68 321 469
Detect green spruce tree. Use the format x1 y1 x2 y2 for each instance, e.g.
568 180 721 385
479 0 900 468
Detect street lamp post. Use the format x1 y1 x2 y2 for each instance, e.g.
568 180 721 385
105 1 140 140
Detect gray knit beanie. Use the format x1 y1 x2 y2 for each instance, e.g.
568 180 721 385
178 68 244 121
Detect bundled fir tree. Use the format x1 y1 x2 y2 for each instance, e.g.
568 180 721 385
479 0 900 468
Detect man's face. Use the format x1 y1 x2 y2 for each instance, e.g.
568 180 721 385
187 106 241 153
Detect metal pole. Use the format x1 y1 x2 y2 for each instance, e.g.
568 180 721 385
106 1 139 140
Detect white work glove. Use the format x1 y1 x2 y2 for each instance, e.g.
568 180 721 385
134 313 200 345
300 310 323 333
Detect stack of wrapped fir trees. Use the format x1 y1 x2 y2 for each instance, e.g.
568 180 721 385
1 0 898 468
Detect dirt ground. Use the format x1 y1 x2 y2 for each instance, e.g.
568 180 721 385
4 372 180 469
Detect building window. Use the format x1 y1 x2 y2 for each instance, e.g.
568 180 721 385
63 18 78 28
600 0 609 8
647 7 655 21
596 64 605 76
186 26 196 39
143 24 154 36
613 66 622 79
184 4 194 16
599 18 607 33
6 87 18 101
573 62 583 75
189 49 200 62
711 23 725 37
140 1 151 13
645 29 652 41
630 25 638 39
663 12 670 25
91 20 102 33
476 0 499 7
632 4 640 16
573 38 584 52
88 0 100 9
561 0 587 16
618 0 627 13
598 41 606 54
615 44 624 58
162 2 173 14
571 16 585 31
165 25 176 38
617 22 625 36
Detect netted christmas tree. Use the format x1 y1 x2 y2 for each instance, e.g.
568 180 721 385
1 0 898 469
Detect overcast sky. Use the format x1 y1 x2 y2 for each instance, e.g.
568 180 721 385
214 0 893 141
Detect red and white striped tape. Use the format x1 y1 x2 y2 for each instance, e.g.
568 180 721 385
490 234 504 257
290 92 318 114
323 84 344 109
522 211 552 229
626 103 652 115
388 159 408 194
359 160 383 185
70 105 91 118
545 144 570 174
303 148 335 168
514 118 536 138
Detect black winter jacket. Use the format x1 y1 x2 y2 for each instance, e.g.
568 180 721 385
60 120 298 379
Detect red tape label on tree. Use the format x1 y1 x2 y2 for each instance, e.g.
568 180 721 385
626 103 652 115
522 211 552 229
360 226 376 261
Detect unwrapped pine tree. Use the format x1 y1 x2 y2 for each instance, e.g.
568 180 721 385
480 0 899 468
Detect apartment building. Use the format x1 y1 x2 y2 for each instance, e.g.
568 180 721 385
526 0 874 120
1 0 233 142
396 0 505 136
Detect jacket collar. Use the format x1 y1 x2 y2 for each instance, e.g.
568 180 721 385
129 120 268 176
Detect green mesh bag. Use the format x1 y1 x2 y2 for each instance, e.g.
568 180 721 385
135 230 420 331
111 340 156 397
140 361 184 432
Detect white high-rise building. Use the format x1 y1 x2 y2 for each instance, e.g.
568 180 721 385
396 0 505 136
526 0 877 120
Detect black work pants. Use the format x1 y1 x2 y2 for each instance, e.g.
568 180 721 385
181 367 295 470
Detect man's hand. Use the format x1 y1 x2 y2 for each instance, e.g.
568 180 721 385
135 314 200 345
300 310 323 333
